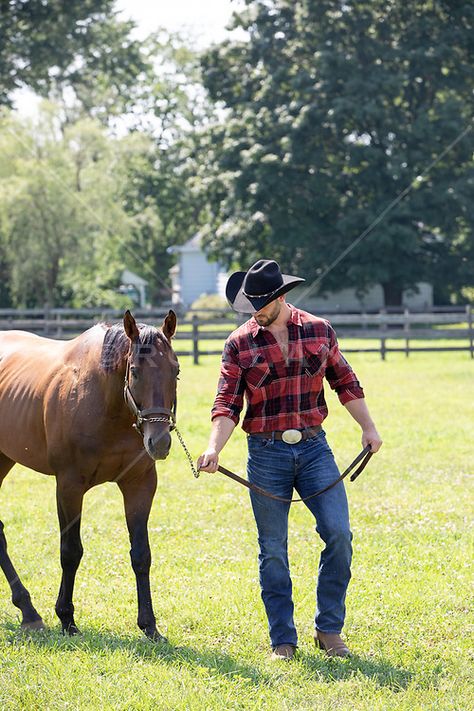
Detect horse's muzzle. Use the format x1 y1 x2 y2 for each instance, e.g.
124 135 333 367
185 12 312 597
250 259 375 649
145 431 171 460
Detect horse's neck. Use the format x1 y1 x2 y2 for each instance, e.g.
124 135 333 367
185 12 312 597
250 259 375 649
67 328 130 420
102 365 128 415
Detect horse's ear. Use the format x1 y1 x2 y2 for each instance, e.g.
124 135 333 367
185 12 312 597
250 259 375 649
123 310 139 342
162 309 177 340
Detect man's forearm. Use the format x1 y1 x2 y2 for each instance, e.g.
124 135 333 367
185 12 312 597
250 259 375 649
197 416 236 472
208 416 236 454
344 398 375 429
344 398 383 452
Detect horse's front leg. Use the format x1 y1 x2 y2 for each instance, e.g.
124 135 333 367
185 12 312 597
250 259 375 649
55 476 84 635
119 467 165 641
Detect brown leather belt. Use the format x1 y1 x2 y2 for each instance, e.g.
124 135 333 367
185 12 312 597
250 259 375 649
250 425 322 444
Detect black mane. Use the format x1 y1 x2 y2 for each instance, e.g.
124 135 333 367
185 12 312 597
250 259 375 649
100 322 169 372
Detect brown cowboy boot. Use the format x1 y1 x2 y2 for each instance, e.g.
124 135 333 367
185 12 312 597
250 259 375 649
271 644 296 661
315 630 351 658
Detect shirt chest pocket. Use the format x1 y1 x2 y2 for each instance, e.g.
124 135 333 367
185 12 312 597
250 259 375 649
302 342 329 378
239 354 274 389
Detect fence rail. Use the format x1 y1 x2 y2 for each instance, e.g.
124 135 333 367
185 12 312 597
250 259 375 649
0 306 472 361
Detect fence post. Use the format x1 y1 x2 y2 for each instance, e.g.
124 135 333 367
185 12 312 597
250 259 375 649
379 308 386 360
192 315 199 365
404 307 410 357
44 306 50 336
55 312 62 339
468 304 473 359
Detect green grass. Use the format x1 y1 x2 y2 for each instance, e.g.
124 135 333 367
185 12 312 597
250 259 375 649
0 350 473 710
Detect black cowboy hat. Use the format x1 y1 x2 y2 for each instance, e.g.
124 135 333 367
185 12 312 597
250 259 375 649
226 259 305 313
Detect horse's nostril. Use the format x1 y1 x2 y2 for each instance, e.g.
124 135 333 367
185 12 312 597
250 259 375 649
147 433 171 453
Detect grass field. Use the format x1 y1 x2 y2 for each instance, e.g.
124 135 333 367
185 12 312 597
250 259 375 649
0 349 472 710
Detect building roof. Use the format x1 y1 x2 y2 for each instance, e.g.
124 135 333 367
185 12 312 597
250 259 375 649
121 269 148 286
167 233 202 254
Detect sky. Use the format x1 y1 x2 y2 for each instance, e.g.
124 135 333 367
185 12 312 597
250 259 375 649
13 0 243 115
115 0 241 45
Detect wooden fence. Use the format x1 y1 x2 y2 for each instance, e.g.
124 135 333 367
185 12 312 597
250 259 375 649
0 305 472 362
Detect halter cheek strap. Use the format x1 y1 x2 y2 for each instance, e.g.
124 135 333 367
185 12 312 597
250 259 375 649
123 358 176 435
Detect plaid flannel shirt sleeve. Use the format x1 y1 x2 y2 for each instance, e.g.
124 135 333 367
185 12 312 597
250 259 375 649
211 337 245 424
325 324 365 404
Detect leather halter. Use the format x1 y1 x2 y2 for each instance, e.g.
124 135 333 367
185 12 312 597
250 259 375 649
123 353 176 435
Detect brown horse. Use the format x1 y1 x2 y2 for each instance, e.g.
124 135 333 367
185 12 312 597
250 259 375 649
0 309 178 640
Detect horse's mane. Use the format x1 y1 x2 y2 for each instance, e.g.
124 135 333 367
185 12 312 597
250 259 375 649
100 323 169 372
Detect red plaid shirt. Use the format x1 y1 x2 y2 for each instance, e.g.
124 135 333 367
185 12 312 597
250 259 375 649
211 305 364 434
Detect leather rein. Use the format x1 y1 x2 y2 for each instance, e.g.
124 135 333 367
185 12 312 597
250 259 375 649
214 445 373 503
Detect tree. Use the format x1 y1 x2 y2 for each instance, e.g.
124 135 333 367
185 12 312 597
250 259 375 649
117 31 223 302
0 27 218 308
0 106 134 307
0 0 146 113
199 0 474 305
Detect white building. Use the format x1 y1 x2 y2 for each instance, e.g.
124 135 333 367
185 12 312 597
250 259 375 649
120 269 148 308
168 234 227 307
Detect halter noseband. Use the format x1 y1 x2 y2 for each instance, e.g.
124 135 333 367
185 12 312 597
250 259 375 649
123 354 177 435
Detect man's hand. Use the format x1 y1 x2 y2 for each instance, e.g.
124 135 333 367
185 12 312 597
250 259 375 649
197 417 236 473
362 427 382 453
197 447 219 473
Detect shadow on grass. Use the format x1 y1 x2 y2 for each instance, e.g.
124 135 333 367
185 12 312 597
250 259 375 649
2 621 268 687
2 621 413 691
296 649 414 691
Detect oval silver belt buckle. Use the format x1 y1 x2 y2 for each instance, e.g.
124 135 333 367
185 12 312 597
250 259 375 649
281 429 303 444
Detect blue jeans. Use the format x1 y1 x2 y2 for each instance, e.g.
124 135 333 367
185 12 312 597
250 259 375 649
247 430 352 648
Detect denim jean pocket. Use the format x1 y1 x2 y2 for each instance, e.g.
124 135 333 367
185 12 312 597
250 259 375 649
248 435 272 448
308 429 326 442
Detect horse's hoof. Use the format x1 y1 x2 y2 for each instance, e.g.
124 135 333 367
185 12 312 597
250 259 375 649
21 619 46 631
63 624 80 636
146 629 168 644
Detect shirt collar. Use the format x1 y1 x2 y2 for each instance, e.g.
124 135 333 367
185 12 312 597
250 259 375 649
248 303 302 337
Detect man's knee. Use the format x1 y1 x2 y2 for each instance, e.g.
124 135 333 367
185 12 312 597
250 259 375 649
319 527 353 548
258 535 288 559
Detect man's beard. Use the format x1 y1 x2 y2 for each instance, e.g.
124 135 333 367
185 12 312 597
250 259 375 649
254 302 280 327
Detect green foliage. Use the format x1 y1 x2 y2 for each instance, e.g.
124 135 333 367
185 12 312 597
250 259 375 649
0 351 472 708
0 106 134 307
108 31 221 303
199 0 474 305
0 0 147 111
186 293 230 320
0 22 217 308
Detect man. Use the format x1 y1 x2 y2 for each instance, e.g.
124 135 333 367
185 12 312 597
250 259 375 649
197 259 382 661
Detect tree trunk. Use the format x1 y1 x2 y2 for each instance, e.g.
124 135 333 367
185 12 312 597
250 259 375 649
382 282 403 307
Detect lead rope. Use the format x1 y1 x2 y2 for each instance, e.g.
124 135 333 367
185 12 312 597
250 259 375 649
174 424 200 478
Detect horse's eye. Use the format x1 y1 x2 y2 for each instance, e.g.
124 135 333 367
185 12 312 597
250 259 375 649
130 366 139 380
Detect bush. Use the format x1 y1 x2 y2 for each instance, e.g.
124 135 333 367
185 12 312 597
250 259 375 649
186 293 231 320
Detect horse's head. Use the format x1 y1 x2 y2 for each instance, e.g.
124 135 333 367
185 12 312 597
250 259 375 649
123 309 178 460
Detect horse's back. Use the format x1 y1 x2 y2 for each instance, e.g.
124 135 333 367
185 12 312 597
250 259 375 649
0 328 104 474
